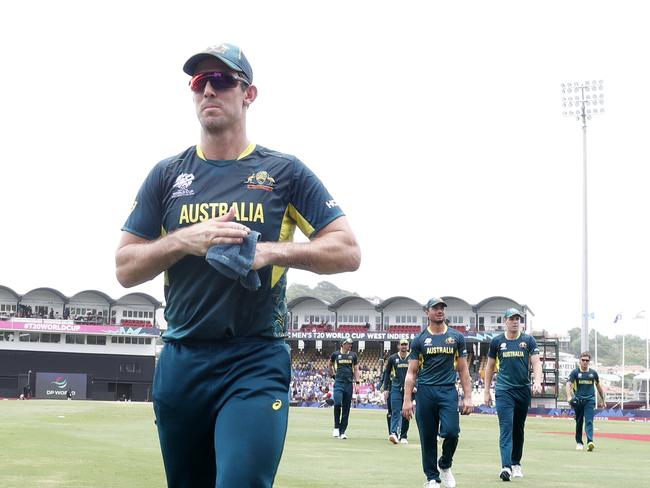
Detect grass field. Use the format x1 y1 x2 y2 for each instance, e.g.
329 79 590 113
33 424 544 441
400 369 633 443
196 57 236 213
0 401 648 487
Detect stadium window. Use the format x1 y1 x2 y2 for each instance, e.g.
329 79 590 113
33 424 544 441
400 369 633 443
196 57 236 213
66 335 75 344
490 316 496 324
118 337 124 344
478 317 485 326
138 311 143 318
122 310 126 317
19 334 30 342
470 317 476 326
497 317 502 324
145 338 152 344
41 333 60 343
111 337 118 343
76 335 85 344
125 337 132 344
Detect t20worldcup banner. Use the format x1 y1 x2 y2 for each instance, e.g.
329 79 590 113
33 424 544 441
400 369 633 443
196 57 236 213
35 372 88 400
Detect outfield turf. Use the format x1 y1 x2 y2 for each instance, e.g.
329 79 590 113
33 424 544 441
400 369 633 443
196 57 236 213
0 401 648 487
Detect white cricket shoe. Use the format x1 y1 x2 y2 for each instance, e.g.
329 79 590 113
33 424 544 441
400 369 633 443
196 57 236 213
400 438 409 444
500 467 512 482
389 433 398 444
340 433 348 439
511 465 523 478
576 443 584 450
439 467 456 488
587 441 595 451
332 428 339 438
423 481 441 487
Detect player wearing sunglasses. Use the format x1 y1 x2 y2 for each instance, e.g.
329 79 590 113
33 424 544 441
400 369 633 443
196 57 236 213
116 43 360 488
566 352 606 451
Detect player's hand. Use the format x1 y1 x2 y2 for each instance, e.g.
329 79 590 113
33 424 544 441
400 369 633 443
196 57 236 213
532 381 543 395
402 399 415 420
176 206 250 256
483 391 493 407
461 397 473 415
383 390 389 401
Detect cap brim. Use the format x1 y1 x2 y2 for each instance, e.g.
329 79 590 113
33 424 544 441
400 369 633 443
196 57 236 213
183 53 243 77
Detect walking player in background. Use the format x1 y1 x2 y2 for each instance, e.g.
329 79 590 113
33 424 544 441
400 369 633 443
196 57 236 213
382 338 411 444
115 43 360 488
483 308 542 482
566 351 606 451
330 338 360 439
403 298 473 488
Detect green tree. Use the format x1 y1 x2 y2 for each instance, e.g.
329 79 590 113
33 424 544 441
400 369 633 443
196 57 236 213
286 281 359 304
564 327 646 366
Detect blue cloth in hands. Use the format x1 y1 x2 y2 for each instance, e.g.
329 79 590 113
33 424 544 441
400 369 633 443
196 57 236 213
205 231 261 290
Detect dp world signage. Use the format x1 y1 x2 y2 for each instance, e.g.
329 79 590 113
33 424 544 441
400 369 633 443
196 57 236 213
35 372 87 400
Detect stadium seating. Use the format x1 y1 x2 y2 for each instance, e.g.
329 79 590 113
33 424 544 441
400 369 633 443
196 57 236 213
387 325 421 334
120 319 153 327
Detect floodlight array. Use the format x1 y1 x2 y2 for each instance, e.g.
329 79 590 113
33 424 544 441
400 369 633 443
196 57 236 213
562 81 605 119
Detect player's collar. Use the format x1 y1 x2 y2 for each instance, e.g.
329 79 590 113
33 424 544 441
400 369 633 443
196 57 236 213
427 324 447 335
195 142 256 161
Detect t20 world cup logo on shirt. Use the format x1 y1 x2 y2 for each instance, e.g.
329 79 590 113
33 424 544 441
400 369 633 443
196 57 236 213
172 173 196 198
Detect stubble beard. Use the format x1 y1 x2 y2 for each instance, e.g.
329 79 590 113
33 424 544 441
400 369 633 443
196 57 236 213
200 116 227 134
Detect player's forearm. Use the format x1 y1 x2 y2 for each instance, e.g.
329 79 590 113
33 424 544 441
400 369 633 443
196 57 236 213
565 384 574 399
532 360 543 385
459 366 472 398
116 233 186 287
403 374 415 401
254 230 360 274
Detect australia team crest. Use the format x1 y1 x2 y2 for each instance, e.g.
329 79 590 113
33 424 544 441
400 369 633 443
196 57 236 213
245 171 276 192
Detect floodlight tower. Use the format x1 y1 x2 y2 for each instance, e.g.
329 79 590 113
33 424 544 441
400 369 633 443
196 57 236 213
562 80 605 354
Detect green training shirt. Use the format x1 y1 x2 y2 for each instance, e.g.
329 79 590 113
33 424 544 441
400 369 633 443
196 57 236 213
487 332 539 391
568 367 599 400
122 144 344 341
408 326 467 386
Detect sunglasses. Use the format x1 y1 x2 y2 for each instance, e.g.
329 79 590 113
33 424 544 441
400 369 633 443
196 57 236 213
581 358 590 362
189 72 249 92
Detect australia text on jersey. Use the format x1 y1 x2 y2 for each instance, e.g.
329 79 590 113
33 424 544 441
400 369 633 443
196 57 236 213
179 201 265 224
